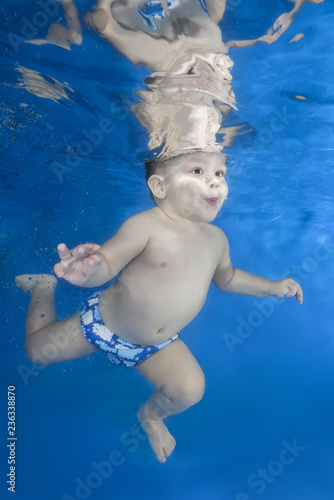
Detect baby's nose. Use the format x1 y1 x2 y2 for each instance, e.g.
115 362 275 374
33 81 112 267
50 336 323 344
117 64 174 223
206 176 220 188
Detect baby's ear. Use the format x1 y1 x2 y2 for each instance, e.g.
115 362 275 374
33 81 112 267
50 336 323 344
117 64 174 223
147 175 167 199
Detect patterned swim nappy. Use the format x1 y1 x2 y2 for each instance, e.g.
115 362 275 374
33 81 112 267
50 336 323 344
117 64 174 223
80 291 180 367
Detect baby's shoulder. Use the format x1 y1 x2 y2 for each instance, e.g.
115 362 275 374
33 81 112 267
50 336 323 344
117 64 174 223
203 224 229 251
205 223 227 241
120 208 159 233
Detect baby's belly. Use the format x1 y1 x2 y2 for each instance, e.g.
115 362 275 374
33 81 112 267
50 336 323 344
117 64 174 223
99 283 208 345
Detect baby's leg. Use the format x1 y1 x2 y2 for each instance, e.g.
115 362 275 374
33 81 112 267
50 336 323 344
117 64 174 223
15 274 99 366
136 339 205 463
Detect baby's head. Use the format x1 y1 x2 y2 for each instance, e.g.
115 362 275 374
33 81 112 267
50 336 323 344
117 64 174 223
145 152 228 222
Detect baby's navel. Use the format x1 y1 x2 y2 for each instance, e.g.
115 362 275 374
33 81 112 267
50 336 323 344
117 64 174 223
160 262 167 268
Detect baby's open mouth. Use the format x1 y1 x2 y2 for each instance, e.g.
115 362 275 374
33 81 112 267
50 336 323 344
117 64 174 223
205 198 218 206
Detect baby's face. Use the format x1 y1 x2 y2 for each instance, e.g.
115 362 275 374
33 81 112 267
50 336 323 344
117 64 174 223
163 153 228 223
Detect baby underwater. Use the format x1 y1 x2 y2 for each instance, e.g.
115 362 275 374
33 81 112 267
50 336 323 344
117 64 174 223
16 152 303 463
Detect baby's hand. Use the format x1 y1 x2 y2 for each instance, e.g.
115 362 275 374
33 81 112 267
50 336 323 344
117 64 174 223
54 243 102 285
271 278 303 305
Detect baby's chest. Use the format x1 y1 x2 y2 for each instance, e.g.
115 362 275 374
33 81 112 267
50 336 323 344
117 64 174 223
142 231 220 278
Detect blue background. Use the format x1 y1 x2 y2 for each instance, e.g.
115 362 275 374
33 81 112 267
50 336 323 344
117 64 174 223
1 1 334 499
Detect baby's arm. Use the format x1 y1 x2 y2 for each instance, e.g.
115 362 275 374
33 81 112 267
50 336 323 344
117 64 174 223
54 213 150 287
212 233 303 304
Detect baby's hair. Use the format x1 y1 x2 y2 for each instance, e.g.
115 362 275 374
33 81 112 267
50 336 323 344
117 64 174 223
145 159 164 183
145 153 188 183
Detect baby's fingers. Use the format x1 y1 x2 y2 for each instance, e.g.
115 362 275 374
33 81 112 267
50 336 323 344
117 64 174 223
55 243 80 277
80 252 102 277
54 262 65 278
87 253 102 268
57 243 72 261
72 244 101 259
294 285 303 305
285 281 303 305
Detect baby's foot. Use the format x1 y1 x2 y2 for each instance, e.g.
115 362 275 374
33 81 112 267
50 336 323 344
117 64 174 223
138 406 176 463
15 274 57 295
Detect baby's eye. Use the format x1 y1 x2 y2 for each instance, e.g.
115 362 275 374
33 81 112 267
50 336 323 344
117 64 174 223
215 170 225 177
191 168 203 174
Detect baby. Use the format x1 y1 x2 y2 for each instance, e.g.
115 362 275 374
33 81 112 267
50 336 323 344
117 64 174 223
16 152 303 463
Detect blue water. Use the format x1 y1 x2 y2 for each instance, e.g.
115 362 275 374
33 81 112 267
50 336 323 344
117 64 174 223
1 1 334 499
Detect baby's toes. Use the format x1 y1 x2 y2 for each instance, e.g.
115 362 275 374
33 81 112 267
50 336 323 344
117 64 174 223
164 438 176 457
157 450 167 463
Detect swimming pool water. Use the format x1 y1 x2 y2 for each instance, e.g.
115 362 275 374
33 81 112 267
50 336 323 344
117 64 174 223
1 1 334 499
